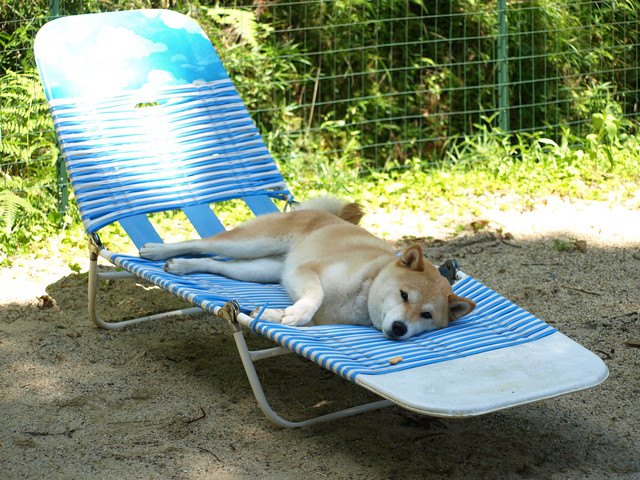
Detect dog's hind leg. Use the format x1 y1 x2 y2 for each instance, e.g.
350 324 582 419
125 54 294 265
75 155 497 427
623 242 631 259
165 256 284 283
139 230 289 261
140 212 298 261
139 238 217 260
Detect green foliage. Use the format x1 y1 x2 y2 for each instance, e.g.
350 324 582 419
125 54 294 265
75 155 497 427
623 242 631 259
206 5 267 50
0 69 59 263
438 105 640 198
0 175 53 264
199 4 311 160
0 0 48 74
0 70 56 172
0 188 42 235
183 0 640 170
0 0 639 265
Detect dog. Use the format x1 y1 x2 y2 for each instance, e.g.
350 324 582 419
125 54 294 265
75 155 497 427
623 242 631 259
139 197 476 340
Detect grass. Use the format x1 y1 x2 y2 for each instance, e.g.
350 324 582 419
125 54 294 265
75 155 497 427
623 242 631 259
285 122 640 214
4 122 640 272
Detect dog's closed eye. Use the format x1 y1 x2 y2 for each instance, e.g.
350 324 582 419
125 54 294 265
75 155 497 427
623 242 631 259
400 289 408 302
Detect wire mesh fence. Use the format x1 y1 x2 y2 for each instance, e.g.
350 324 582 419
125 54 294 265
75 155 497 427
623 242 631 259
1 0 639 213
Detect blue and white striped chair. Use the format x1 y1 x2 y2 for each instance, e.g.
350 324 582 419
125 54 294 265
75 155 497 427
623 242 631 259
34 9 607 427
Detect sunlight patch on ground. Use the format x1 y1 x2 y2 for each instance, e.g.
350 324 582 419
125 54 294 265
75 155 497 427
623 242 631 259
364 196 640 248
486 197 640 247
0 261 74 305
362 210 453 242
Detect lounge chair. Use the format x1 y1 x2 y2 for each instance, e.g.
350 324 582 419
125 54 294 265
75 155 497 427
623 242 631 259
34 9 608 427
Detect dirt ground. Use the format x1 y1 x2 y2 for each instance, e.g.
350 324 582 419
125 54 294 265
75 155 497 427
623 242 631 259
1 197 639 479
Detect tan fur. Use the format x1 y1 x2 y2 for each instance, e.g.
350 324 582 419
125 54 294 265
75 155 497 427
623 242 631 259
139 197 476 339
338 202 365 225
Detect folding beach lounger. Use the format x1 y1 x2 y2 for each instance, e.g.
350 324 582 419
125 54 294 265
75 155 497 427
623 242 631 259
34 9 608 428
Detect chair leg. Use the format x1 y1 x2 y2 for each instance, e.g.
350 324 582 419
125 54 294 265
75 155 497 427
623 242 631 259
87 249 204 330
230 327 393 428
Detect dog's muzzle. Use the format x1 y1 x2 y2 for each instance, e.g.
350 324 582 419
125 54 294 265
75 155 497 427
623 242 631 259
385 320 408 340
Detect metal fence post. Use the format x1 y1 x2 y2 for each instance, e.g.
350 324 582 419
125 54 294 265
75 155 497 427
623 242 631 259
49 0 67 219
49 0 60 18
497 0 510 132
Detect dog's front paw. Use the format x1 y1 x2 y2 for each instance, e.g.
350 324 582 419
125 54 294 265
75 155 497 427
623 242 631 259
281 303 314 326
250 307 285 323
139 242 169 261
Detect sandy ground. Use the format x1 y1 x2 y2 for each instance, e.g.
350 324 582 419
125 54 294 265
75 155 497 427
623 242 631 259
1 197 639 479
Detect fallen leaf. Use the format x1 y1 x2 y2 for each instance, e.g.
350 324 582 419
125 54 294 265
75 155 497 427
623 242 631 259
470 219 490 232
37 294 56 309
553 238 587 253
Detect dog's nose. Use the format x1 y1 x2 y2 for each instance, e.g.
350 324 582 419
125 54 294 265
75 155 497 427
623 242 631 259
391 321 407 338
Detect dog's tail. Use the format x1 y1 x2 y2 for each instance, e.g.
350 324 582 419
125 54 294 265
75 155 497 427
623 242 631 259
296 196 365 225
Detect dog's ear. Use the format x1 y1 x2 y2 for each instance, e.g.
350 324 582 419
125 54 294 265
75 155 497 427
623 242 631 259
448 294 476 321
398 244 424 272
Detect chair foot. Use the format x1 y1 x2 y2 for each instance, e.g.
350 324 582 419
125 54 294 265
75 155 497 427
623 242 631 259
88 252 204 329
230 328 393 428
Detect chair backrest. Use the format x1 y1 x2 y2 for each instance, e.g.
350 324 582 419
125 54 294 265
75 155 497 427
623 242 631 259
35 9 289 246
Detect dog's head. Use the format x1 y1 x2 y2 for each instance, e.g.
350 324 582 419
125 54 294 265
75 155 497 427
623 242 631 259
368 244 476 340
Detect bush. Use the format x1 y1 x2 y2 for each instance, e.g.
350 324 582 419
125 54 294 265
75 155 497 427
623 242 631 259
0 0 638 263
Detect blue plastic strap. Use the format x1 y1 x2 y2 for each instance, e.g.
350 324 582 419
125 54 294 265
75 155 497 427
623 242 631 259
182 204 226 238
118 214 163 249
249 303 270 333
242 195 280 216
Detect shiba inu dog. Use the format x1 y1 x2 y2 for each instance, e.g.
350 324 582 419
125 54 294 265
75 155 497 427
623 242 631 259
139 197 476 340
